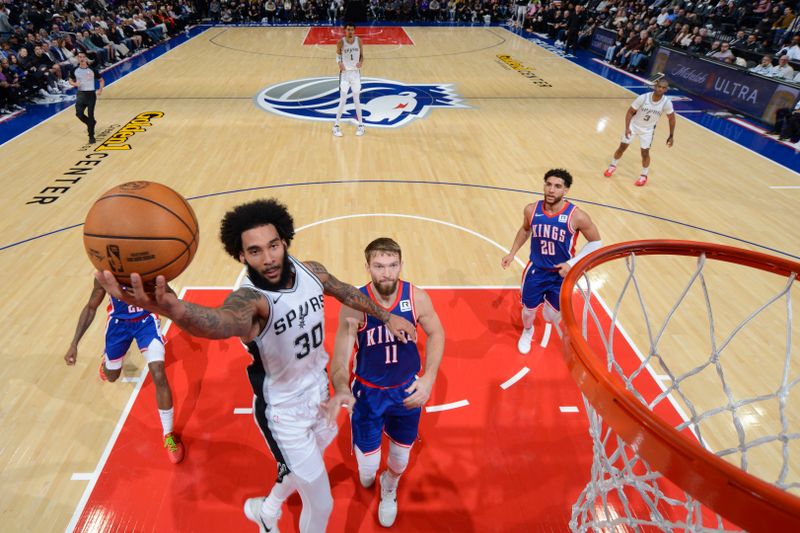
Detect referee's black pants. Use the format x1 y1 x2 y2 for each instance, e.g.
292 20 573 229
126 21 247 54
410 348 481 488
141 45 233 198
76 90 97 138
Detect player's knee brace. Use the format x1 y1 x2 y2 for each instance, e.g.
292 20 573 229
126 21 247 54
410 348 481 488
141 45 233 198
355 445 381 477
387 441 412 475
143 338 165 364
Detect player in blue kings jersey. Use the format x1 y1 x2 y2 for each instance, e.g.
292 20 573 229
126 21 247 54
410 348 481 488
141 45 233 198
501 169 602 354
327 238 445 528
64 278 184 463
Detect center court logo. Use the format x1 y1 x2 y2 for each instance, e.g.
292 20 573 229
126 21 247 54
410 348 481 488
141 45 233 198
255 77 467 127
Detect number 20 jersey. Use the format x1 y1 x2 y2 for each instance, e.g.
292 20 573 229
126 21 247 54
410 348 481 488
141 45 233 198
242 256 328 406
528 200 578 270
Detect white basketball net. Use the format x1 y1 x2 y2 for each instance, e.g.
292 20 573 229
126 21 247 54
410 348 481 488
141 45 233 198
566 251 799 532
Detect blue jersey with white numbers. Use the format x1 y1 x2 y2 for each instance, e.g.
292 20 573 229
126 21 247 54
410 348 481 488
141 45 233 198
107 295 149 320
354 280 420 388
528 200 579 270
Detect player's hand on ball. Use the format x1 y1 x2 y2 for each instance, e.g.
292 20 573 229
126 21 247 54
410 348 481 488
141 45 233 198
95 271 182 318
404 376 433 409
323 391 356 426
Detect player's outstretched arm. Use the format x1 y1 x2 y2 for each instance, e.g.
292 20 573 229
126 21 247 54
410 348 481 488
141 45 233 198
403 287 445 409
325 304 361 425
65 278 106 365
95 271 264 340
501 203 534 269
303 260 417 343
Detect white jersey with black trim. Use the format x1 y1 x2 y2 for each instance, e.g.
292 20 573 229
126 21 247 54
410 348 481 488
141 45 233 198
630 91 674 131
240 256 329 406
341 36 360 71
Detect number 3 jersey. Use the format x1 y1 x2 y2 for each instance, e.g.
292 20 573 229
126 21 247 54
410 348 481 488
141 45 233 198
528 200 579 270
241 256 328 406
354 280 420 388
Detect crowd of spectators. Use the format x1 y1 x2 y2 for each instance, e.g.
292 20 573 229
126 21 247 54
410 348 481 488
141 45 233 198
1 1 196 115
4 0 800 135
568 0 800 82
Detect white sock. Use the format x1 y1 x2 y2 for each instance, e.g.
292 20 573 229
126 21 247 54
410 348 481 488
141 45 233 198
262 473 296 517
641 167 649 176
158 408 174 436
382 469 400 490
610 158 618 166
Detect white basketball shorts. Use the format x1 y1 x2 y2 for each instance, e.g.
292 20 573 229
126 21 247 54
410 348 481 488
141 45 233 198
340 69 361 94
259 375 338 483
621 124 655 150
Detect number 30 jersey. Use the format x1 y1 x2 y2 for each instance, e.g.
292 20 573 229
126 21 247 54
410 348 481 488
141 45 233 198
528 200 579 270
241 256 329 406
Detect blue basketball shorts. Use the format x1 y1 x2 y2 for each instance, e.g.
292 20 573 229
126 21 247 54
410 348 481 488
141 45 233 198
521 264 563 311
104 314 164 364
351 379 422 453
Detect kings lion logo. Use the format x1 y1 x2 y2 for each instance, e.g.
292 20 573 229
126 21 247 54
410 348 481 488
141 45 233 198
255 77 468 127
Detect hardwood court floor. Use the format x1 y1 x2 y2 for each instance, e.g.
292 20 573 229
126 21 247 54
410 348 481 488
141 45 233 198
0 26 798 531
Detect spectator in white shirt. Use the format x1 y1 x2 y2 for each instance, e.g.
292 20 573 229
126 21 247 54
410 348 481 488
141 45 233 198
777 35 800 61
773 55 796 80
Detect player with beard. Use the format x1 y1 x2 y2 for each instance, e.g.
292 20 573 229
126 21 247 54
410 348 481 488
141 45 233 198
94 199 417 533
501 169 602 354
326 237 445 528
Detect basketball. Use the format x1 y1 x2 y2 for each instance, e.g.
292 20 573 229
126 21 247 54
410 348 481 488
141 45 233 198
83 181 199 286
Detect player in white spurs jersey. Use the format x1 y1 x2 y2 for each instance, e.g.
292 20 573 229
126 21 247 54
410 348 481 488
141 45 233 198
95 198 417 533
603 78 676 187
333 23 365 137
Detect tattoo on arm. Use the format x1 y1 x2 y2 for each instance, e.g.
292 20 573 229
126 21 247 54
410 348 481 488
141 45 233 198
306 261 391 323
175 289 261 339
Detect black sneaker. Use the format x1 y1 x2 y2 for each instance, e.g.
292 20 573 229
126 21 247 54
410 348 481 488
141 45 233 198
89 136 96 143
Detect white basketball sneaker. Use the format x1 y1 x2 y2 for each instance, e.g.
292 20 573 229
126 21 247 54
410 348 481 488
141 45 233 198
378 471 398 527
332 124 342 137
356 124 365 136
517 327 534 355
244 497 281 533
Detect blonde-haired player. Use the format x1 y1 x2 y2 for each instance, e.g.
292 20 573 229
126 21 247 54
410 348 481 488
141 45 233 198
603 78 676 186
333 23 365 137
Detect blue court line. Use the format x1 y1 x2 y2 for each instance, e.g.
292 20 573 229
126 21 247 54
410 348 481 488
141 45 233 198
3 178 798 260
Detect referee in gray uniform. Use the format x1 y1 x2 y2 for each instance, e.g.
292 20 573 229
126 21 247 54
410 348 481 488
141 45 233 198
69 52 105 144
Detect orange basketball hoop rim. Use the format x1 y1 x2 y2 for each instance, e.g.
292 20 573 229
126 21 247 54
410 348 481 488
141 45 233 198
560 240 800 532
